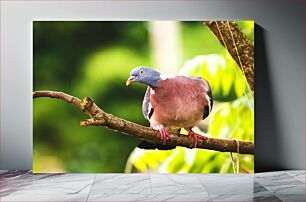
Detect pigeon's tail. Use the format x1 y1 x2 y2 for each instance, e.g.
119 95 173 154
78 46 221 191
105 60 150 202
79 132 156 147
137 140 176 150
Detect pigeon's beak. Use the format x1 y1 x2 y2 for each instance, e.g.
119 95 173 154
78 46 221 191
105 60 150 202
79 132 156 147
126 76 136 86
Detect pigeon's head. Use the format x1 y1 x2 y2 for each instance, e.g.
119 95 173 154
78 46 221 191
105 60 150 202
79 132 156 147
126 66 161 88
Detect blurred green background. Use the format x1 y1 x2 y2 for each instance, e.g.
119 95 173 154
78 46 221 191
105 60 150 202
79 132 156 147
33 21 254 173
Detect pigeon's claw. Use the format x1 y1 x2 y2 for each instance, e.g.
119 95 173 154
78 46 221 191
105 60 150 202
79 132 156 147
187 129 207 148
158 128 172 145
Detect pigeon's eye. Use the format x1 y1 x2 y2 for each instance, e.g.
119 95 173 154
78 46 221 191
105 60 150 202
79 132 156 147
139 70 144 74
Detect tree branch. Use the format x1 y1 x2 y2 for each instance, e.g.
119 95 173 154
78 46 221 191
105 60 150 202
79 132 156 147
204 21 254 92
33 90 254 155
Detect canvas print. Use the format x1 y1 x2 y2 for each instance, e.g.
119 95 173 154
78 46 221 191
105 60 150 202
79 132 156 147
33 21 254 173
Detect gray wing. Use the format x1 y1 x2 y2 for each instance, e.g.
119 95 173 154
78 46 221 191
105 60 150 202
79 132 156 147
202 79 213 119
142 87 154 120
189 76 213 119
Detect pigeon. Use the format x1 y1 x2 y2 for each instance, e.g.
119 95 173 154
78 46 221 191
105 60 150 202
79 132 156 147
126 66 213 149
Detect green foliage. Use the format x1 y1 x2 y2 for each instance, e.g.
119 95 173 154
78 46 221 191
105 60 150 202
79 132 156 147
126 147 254 173
236 21 254 42
181 22 225 60
209 96 254 141
75 47 147 97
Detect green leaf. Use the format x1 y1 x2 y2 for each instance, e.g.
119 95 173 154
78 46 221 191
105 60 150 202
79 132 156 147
208 96 254 142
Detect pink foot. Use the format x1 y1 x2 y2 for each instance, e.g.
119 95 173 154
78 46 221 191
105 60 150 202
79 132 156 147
159 128 173 145
187 128 207 148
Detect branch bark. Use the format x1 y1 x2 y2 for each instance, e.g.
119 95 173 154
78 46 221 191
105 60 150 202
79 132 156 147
204 21 254 92
33 90 254 155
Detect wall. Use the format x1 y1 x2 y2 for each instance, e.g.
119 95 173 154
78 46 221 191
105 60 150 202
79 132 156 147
1 0 305 171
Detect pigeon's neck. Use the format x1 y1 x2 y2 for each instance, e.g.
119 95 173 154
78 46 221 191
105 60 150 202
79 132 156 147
144 71 161 88
146 79 160 88
148 73 175 88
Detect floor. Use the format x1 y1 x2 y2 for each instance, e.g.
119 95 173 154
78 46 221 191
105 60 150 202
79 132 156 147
0 170 305 202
